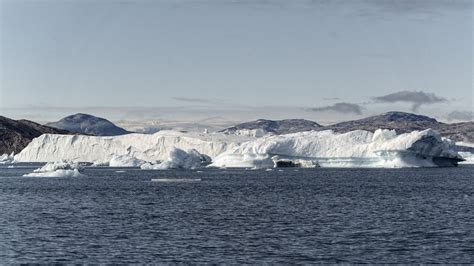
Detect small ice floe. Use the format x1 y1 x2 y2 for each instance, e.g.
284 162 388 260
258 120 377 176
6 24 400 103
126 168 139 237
151 178 202 182
265 168 273 171
115 170 126 173
0 153 16 164
23 161 85 177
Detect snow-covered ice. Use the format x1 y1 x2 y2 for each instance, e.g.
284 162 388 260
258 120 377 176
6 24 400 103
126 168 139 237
109 155 146 167
15 129 463 168
140 147 211 170
15 131 246 163
23 161 85 177
210 129 463 168
459 152 474 164
0 153 16 164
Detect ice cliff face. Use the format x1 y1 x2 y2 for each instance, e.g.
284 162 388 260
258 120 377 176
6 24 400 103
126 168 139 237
14 130 244 164
15 129 463 168
211 129 463 168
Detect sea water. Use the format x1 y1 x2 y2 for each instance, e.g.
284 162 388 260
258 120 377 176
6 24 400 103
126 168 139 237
0 164 473 263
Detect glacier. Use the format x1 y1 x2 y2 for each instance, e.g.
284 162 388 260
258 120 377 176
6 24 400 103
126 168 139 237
14 129 464 168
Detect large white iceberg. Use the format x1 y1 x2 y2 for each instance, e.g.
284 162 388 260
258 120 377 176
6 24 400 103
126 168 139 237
23 161 85 177
15 129 463 168
14 131 245 163
140 147 211 170
211 129 463 168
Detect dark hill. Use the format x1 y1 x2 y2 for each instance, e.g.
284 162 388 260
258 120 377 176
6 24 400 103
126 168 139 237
46 113 130 136
220 119 322 135
324 111 473 143
0 116 70 154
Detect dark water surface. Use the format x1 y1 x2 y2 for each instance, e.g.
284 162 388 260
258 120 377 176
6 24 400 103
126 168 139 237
0 165 473 263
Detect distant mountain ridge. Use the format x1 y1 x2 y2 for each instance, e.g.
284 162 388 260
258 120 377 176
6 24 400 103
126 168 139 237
221 112 473 143
325 112 473 143
220 119 322 135
46 113 130 136
0 116 70 154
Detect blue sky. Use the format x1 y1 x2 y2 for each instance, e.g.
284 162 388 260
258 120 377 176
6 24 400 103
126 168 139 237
0 0 472 123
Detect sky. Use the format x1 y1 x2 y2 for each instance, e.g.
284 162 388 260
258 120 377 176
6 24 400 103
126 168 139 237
0 0 472 124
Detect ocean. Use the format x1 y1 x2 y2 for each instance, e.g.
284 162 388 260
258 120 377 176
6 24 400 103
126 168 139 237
1 165 473 263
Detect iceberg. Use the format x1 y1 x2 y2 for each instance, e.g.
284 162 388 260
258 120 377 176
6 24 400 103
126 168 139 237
23 161 85 177
0 153 16 164
210 129 463 168
14 131 244 164
15 129 463 168
141 147 211 170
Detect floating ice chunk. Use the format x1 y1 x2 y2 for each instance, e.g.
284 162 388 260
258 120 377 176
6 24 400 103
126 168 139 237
91 160 110 167
109 155 146 167
23 160 85 177
151 178 202 182
210 153 274 169
459 152 474 164
271 155 320 168
0 153 16 164
141 147 211 170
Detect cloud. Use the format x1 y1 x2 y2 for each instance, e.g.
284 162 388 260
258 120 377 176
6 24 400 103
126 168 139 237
171 97 217 104
373 90 447 112
446 111 473 122
362 0 472 13
307 102 363 115
322 97 341 101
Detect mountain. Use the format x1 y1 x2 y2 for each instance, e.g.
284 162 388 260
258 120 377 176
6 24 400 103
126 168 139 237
220 119 322 135
0 115 70 154
46 113 130 136
324 111 474 143
220 112 473 143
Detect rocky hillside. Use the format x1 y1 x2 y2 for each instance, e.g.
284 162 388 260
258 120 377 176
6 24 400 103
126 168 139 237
0 116 70 154
222 112 473 143
220 119 322 135
324 112 473 143
46 113 130 136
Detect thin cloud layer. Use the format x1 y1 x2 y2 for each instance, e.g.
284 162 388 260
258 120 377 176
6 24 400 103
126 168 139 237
308 102 363 115
171 97 217 104
373 91 447 112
